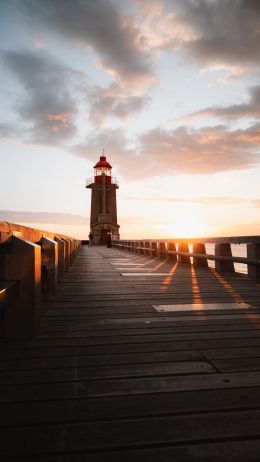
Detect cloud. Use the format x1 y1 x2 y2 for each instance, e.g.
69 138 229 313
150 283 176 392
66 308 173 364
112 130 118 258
187 84 260 121
12 0 156 126
71 123 260 177
0 210 87 225
70 128 135 164
2 49 86 145
175 0 260 72
0 123 20 139
21 0 155 90
122 194 260 207
24 0 260 80
134 0 260 74
137 124 260 175
89 83 150 126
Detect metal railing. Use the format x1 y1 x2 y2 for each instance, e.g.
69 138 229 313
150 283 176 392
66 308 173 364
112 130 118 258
86 177 119 187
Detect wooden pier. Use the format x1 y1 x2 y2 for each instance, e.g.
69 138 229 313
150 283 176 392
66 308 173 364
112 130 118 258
1 241 260 460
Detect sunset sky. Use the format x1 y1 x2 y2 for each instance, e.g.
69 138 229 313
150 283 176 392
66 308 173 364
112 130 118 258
0 0 259 239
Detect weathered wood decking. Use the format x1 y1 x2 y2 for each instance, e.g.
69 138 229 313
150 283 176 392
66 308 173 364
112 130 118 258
1 245 260 460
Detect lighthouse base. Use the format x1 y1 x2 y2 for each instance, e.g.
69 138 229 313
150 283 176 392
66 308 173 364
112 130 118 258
90 224 120 246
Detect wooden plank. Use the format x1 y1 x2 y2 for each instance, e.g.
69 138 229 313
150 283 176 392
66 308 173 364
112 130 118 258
204 347 260 360
2 245 260 461
210 357 260 372
28 439 260 462
1 409 260 457
3 337 260 360
1 386 260 427
0 349 205 371
0 360 216 385
2 371 260 403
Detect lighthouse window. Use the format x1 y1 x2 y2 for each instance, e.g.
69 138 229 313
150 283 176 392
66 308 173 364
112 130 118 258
98 185 102 190
106 185 110 190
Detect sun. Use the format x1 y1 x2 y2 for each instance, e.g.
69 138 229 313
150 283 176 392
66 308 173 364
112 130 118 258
160 216 212 238
172 218 211 238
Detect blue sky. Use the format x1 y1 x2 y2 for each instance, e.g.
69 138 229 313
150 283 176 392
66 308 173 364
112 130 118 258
0 0 259 239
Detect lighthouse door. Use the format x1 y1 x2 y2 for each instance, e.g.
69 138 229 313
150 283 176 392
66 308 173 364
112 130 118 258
101 229 109 245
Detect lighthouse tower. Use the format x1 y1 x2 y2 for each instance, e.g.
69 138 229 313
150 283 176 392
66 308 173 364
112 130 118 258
86 153 120 245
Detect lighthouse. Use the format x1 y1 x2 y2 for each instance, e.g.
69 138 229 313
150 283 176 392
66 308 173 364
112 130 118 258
86 153 120 245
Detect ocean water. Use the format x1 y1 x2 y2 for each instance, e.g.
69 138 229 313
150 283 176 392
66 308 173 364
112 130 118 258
189 243 247 274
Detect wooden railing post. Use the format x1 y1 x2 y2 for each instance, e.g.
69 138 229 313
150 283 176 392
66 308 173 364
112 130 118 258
41 237 58 300
193 243 208 267
55 237 65 280
139 240 144 255
151 241 158 256
70 240 75 261
247 244 260 281
215 243 234 273
144 241 151 255
68 239 72 260
62 238 70 271
0 236 41 338
159 242 167 259
178 242 190 264
168 242 177 264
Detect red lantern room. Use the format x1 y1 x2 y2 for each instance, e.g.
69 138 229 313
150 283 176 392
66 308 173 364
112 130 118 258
94 156 112 184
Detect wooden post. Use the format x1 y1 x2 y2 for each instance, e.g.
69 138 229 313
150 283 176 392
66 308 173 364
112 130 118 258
168 242 177 264
247 244 260 281
144 241 151 255
159 242 167 259
178 242 190 264
151 241 158 256
134 241 139 253
0 236 41 338
62 238 70 271
41 237 58 300
71 240 74 259
70 240 75 260
68 239 72 264
215 243 234 273
54 237 65 280
140 240 144 255
193 243 208 267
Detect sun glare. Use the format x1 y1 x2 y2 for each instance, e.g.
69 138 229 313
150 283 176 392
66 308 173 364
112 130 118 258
162 217 212 238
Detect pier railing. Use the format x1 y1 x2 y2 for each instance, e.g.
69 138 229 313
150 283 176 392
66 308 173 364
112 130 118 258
112 236 260 282
0 222 81 339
